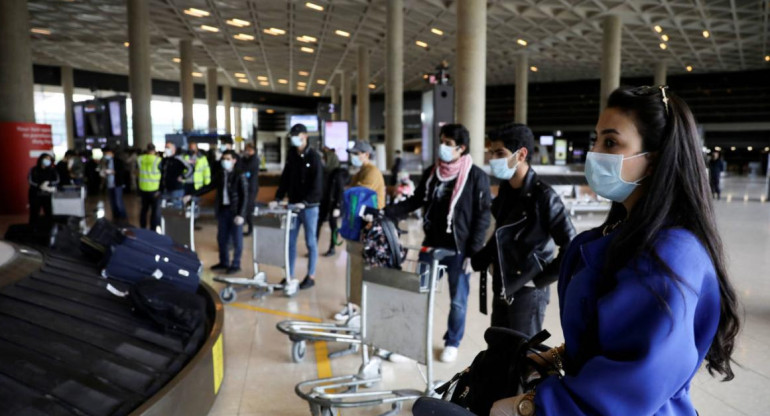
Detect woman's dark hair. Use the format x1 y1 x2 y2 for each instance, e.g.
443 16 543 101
489 122 535 162
601 86 740 380
439 123 470 155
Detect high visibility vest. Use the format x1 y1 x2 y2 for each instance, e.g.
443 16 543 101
137 154 161 192
193 155 211 190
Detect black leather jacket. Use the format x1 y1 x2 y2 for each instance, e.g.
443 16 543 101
471 167 576 300
193 169 249 218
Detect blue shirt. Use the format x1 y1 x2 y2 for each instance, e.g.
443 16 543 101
535 227 721 415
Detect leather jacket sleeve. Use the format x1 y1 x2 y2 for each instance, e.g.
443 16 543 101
236 173 250 218
466 170 492 257
534 188 577 287
385 167 430 218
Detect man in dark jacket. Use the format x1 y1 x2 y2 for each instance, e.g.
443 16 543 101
471 123 576 336
28 153 59 225
159 142 193 207
99 147 128 222
385 124 491 362
270 123 323 290
390 149 403 186
186 150 249 274
55 150 75 187
238 143 260 236
708 151 726 200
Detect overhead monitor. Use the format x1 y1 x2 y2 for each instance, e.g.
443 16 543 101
108 101 123 137
73 104 85 138
323 121 349 162
289 114 319 132
540 135 554 146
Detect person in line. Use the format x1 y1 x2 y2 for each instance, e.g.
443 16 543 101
83 150 101 196
270 124 323 290
708 150 726 200
98 147 128 222
125 148 139 194
318 146 348 256
159 142 193 207
390 149 403 186
471 123 576 337
490 86 741 416
28 153 59 225
385 124 491 363
186 150 248 274
137 144 162 230
238 143 260 236
55 150 75 187
348 141 386 209
184 142 212 194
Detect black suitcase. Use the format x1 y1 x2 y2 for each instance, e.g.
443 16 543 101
81 219 125 259
4 223 55 248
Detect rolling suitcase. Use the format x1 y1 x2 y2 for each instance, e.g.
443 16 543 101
104 244 200 293
81 218 124 259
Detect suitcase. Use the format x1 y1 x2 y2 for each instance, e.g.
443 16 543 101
81 218 125 259
4 223 55 248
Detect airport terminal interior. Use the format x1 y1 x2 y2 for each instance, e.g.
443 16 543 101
0 0 769 415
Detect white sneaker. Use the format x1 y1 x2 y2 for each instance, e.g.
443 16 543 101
440 346 458 363
333 304 359 322
377 349 411 363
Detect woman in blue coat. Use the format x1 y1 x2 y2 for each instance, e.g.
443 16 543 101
491 86 741 416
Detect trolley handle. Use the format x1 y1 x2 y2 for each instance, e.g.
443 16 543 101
420 246 456 261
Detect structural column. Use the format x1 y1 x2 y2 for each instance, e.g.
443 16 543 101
0 0 35 123
456 0 486 163
385 0 404 168
357 46 370 142
514 55 528 124
61 66 75 149
206 67 218 132
330 85 338 121
654 61 667 86
179 39 194 131
223 85 232 134
127 0 152 148
599 15 622 111
341 70 352 123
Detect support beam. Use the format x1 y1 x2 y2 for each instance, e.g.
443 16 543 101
0 0 35 123
386 0 404 168
456 0 487 163
341 70 352 123
599 15 622 111
654 61 667 86
180 39 194 131
223 85 232 134
61 66 75 149
330 85 338 121
207 67 218 132
128 0 153 148
514 55 528 124
357 46 370 142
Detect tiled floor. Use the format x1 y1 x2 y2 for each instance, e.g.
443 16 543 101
2 175 769 415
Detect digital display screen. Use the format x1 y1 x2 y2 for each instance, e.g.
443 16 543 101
109 101 122 136
540 135 554 146
289 115 319 132
323 121 349 162
73 104 85 138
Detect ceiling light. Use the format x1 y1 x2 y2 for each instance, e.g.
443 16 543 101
306 2 324 11
686 65 693 72
431 28 443 36
238 78 249 83
748 146 753 151
702 30 710 38
298 86 306 91
730 146 736 151
714 146 722 151
226 19 250 28
313 92 321 97
266 109 274 114
297 82 307 87
30 28 51 35
298 70 309 76
235 73 246 78
192 72 203 78
317 79 327 85
423 74 429 79
661 34 669 42
259 81 269 86
301 46 314 53
659 43 667 50
264 28 286 36
530 66 538 72
335 30 350 37
172 57 181 63
244 56 256 62
124 42 130 47
184 8 210 18
297 35 317 43
368 84 376 89
278 79 288 84
201 25 219 33
233 33 255 41
517 39 527 46
765 56 770 62
415 40 428 48
257 75 268 81
765 147 770 152
654 25 663 33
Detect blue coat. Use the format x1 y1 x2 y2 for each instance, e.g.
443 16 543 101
535 227 721 415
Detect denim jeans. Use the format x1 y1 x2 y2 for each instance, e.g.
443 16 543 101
163 189 185 208
108 186 127 220
288 206 319 278
490 286 550 337
420 251 470 348
217 206 243 268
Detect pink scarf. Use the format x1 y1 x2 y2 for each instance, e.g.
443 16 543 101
430 154 473 233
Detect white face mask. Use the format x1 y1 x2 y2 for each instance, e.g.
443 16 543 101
350 154 363 167
584 151 648 202
164 148 174 157
439 144 457 163
489 150 520 180
41 158 52 167
221 159 234 171
291 135 303 147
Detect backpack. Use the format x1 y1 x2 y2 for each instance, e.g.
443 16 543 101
434 328 555 416
340 186 378 241
361 214 406 269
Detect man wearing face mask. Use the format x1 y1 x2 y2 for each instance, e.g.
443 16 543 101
98 147 128 222
385 123 491 363
471 123 576 336
28 153 60 225
270 124 324 290
186 150 249 274
159 142 193 208
348 141 386 209
238 143 260 236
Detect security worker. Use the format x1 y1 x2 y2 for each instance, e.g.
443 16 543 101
184 142 212 193
137 143 162 230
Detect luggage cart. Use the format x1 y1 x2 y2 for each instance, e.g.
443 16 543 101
295 247 454 416
52 185 87 232
214 204 299 303
160 198 196 251
276 240 365 363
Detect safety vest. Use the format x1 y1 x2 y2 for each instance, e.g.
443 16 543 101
193 155 211 190
137 154 161 192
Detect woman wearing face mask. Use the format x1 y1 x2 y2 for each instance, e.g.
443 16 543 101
385 123 491 363
28 153 60 225
471 123 575 337
490 86 741 416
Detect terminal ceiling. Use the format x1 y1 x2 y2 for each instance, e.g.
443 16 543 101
27 0 770 97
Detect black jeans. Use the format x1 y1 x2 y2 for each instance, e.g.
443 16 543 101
29 193 52 225
139 191 161 230
316 205 338 250
491 286 550 337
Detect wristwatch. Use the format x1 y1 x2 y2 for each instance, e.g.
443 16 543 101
518 392 536 416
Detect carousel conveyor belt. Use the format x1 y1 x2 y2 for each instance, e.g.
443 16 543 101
0 241 225 416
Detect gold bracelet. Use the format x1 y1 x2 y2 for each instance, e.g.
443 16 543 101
517 391 536 416
550 347 564 372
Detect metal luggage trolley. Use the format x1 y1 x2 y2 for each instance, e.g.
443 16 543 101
52 185 87 231
276 240 365 363
295 247 454 416
214 204 300 303
160 198 197 251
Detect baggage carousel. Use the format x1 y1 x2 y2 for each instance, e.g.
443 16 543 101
0 240 225 416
